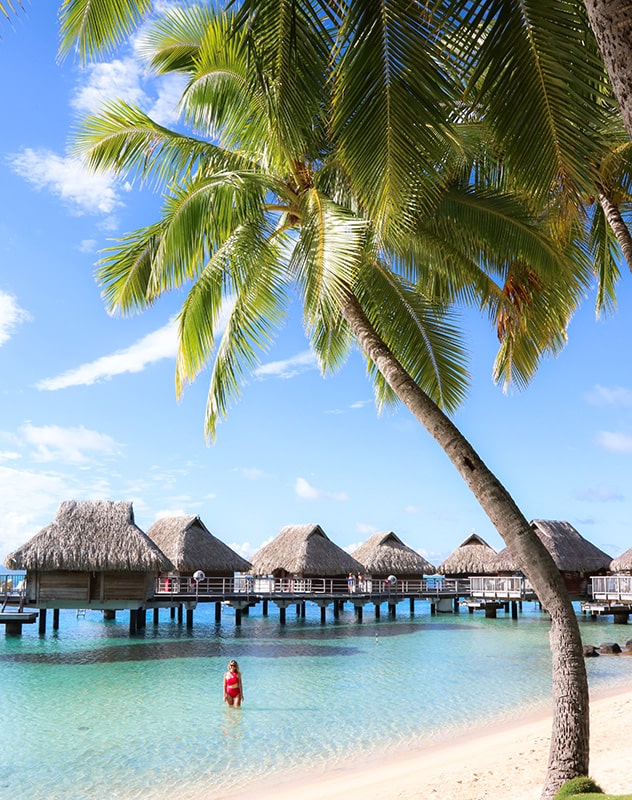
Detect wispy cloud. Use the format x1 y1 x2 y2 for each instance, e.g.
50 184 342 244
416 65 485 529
78 239 98 253
7 148 126 215
0 466 70 557
236 467 268 480
326 399 372 415
21 422 123 464
37 320 178 390
586 385 632 407
575 486 625 502
255 350 318 380
0 291 30 346
596 431 632 453
71 58 147 114
295 476 348 502
72 55 186 127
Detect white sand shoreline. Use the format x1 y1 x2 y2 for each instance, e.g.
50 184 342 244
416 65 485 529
220 683 632 800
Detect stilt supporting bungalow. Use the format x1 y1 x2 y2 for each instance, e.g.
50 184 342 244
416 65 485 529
215 602 222 622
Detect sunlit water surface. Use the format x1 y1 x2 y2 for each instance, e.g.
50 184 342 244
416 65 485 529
1 601 630 800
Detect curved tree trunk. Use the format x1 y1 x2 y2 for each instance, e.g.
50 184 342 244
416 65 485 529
599 191 632 273
584 0 632 140
342 294 589 800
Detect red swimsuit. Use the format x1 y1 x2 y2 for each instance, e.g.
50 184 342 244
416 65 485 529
225 670 241 698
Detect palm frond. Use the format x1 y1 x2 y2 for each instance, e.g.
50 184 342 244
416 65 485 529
186 224 290 439
444 0 611 203
589 201 621 315
331 0 457 228
291 189 367 330
96 220 166 314
73 100 253 188
355 262 470 412
59 0 153 62
235 0 334 162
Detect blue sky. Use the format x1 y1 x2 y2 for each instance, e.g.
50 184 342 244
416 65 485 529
1 5 631 568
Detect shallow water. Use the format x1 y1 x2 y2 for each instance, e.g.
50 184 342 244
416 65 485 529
1 600 630 800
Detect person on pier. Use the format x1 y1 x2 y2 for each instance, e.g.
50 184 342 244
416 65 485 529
224 660 244 707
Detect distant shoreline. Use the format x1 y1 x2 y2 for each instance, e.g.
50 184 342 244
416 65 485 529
222 683 632 800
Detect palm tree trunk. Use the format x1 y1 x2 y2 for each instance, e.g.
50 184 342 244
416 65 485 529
342 293 589 800
599 191 632 273
584 0 632 140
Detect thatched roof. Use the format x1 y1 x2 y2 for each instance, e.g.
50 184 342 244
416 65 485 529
493 520 612 573
436 533 498 577
352 531 436 577
146 515 251 574
610 546 632 574
250 524 364 577
4 500 172 572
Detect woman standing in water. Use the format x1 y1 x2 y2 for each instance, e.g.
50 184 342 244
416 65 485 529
223 660 244 707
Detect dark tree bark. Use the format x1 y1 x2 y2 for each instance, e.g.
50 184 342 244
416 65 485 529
342 294 589 800
599 191 632 272
584 0 632 140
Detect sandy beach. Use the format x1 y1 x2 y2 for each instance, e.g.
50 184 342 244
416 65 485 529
227 685 632 800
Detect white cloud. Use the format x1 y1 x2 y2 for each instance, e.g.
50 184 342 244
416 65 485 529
21 422 122 464
355 522 377 536
586 385 632 407
237 467 268 480
596 431 632 453
7 148 123 215
78 239 98 253
0 451 20 462
349 400 371 410
0 291 30 346
154 507 189 521
147 74 188 126
0 466 72 559
71 58 148 114
576 486 625 502
37 319 178 390
404 505 422 514
295 477 348 502
228 540 253 559
255 350 318 380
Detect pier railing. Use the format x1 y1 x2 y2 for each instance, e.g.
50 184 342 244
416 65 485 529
153 575 467 599
469 576 526 600
0 574 27 611
590 575 632 603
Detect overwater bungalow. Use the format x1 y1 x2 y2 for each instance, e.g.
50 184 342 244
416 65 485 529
609 546 632 574
146 515 251 592
3 500 172 618
352 531 435 579
250 523 363 580
436 533 498 578
492 519 612 598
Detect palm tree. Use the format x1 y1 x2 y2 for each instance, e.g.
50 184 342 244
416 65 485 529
71 6 597 797
583 0 632 141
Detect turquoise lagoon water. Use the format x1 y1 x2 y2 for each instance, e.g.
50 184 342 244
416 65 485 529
1 600 631 800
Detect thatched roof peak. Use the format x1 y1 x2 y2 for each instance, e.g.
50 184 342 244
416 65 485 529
352 531 436 577
146 515 251 573
610 546 632 573
250 523 363 577
4 500 172 572
436 532 498 577
493 520 612 573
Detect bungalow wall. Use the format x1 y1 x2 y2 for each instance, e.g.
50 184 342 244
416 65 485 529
26 569 154 607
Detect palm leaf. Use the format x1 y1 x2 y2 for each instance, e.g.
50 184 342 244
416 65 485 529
59 0 152 61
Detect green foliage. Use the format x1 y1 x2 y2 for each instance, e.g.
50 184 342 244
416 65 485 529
554 776 604 797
